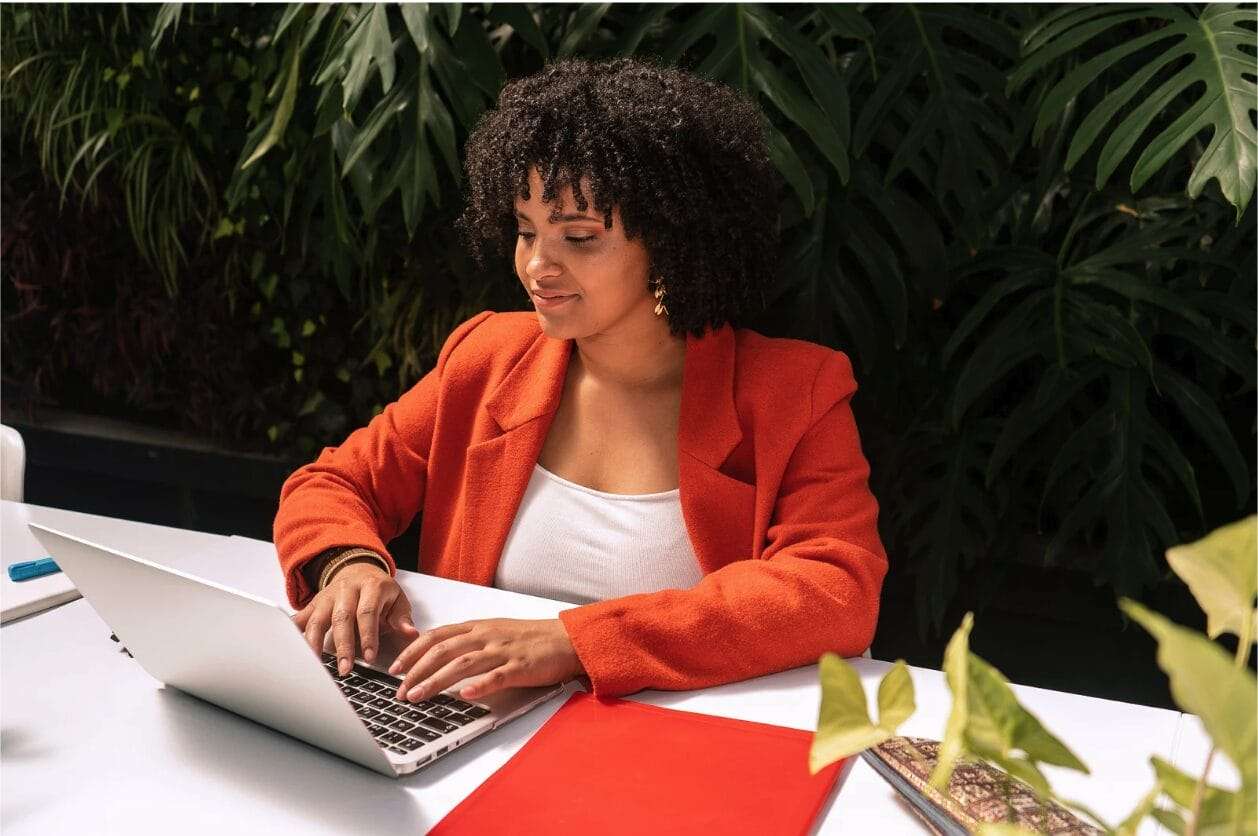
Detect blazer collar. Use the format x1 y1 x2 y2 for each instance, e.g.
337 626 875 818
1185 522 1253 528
483 323 743 469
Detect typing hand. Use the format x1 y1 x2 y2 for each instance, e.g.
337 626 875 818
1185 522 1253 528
293 562 419 675
388 618 584 702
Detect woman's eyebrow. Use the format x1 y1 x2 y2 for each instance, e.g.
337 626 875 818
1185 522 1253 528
515 209 598 223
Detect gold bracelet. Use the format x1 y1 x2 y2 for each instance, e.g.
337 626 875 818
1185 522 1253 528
318 548 388 590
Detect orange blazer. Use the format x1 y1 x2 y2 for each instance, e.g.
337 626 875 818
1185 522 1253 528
274 311 888 697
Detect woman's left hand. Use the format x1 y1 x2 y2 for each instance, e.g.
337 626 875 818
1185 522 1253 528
388 618 584 702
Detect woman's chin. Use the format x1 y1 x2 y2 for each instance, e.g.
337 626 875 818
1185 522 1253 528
533 307 584 340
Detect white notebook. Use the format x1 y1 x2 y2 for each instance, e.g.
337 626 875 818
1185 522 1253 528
1 501 81 623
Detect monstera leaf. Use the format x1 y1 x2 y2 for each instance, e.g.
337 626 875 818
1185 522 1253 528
657 4 861 209
852 4 1017 220
1013 4 1258 218
942 197 1250 601
884 419 1005 635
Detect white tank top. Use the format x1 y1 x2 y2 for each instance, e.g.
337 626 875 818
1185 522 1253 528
493 464 704 604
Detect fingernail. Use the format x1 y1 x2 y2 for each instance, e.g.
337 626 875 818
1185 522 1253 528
407 685 425 701
338 658 350 675
388 662 399 675
364 648 375 662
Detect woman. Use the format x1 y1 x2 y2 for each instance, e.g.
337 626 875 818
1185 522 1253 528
274 57 887 704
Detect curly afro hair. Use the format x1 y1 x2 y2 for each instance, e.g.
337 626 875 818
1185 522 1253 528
455 56 782 337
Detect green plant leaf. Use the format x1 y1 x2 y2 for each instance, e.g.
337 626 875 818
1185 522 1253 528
1157 363 1251 511
1165 515 1258 644
761 119 813 216
747 49 848 183
400 2 431 54
744 4 852 178
486 3 548 59
1121 600 1257 813
1019 4 1258 219
932 612 974 790
556 3 611 59
853 5 1015 216
810 655 915 773
1113 784 1162 836
242 35 302 170
932 612 1088 794
1150 755 1247 835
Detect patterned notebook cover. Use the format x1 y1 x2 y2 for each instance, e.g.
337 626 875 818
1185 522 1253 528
862 737 1101 835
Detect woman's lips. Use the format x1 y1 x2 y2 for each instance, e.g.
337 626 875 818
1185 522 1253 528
532 291 578 310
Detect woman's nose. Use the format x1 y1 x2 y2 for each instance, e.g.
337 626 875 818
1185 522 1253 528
524 240 560 279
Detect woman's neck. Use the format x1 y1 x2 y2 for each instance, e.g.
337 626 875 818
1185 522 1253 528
572 317 685 391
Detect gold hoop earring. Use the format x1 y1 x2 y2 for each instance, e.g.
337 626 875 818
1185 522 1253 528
652 277 669 317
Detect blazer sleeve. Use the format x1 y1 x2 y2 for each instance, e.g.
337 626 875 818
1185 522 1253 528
557 351 888 697
273 311 495 608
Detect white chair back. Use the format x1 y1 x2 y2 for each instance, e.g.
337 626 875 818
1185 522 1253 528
1 424 26 502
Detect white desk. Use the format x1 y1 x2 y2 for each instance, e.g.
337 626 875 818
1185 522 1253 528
0 506 1228 835
1 500 234 623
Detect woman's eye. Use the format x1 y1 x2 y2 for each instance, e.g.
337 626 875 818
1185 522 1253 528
516 231 593 246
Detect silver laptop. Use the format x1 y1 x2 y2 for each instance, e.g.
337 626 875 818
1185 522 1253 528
28 522 566 777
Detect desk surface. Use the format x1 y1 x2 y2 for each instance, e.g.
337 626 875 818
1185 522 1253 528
0 505 1226 835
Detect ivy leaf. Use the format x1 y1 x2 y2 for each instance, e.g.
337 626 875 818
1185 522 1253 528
1120 599 1258 827
811 655 915 774
932 612 975 790
1165 515 1257 644
932 613 1088 794
1150 756 1246 836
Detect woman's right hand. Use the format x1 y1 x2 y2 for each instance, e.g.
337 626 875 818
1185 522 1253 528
293 561 419 675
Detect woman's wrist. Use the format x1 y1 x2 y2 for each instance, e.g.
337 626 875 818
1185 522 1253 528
553 618 586 680
318 548 389 589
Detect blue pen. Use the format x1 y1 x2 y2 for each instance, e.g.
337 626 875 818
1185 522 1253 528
8 557 61 581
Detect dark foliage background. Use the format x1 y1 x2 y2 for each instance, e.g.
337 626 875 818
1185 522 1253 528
3 3 1254 639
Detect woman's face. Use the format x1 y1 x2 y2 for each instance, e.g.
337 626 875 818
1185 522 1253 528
514 167 657 341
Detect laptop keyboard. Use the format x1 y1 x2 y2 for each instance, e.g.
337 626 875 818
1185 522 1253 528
321 653 491 756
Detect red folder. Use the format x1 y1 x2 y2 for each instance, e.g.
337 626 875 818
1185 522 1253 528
430 691 846 835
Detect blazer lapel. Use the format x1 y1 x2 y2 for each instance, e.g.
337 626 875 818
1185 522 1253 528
678 325 756 572
459 334 572 585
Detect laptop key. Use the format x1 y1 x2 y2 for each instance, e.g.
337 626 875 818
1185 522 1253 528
359 682 384 693
464 706 490 719
381 731 407 744
448 699 475 712
399 737 425 751
427 706 452 718
430 694 454 705
389 746 409 755
445 713 474 726
403 709 425 722
346 675 368 687
419 716 457 734
412 728 441 742
390 719 415 732
367 724 388 736
369 697 393 709
356 707 381 720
